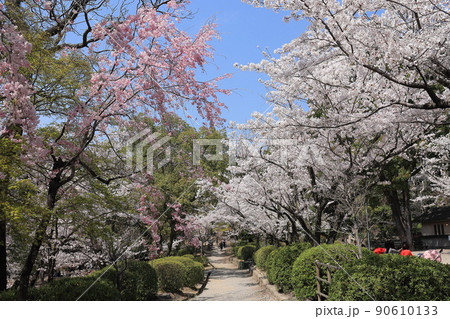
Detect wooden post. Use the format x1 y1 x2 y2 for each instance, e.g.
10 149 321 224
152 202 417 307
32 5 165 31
314 260 339 301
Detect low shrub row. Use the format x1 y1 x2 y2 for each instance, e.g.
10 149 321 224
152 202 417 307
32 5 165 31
253 245 276 270
266 242 312 293
0 254 209 300
237 245 256 261
30 277 122 301
231 241 260 258
0 277 121 301
253 243 450 301
291 243 371 300
89 259 158 301
0 260 157 301
328 253 450 301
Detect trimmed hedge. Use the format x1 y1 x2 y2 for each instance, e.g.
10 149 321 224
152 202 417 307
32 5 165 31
265 242 311 292
291 243 371 300
194 255 209 267
237 245 256 261
151 259 186 292
151 256 204 291
231 245 240 256
254 245 276 270
167 256 204 288
328 254 450 301
90 259 158 301
231 240 259 256
29 277 121 301
265 248 279 284
177 247 195 256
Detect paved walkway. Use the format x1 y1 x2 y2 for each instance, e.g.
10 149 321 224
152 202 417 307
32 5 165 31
192 247 275 301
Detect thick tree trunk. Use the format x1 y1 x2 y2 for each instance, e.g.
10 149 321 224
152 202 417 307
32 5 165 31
384 188 414 250
0 174 9 291
17 213 52 299
0 215 7 291
167 220 176 256
18 177 60 300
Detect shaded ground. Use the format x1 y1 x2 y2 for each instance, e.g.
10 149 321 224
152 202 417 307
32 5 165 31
192 247 275 301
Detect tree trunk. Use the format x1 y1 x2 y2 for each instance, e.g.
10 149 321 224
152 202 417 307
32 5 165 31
0 215 7 291
0 176 9 291
384 188 414 249
167 220 176 256
18 176 60 300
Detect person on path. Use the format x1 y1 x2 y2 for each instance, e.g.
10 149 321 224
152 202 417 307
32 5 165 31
219 241 223 251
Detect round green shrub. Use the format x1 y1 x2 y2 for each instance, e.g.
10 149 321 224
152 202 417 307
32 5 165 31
254 245 276 270
328 254 450 301
29 277 121 301
232 245 240 256
151 259 186 292
177 247 195 256
265 248 279 284
181 254 195 259
237 245 256 260
166 256 204 288
265 242 311 293
291 244 371 300
194 255 209 267
90 259 158 301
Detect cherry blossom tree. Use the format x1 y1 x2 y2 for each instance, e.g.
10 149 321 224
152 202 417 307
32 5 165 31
229 0 450 248
1 0 229 298
420 132 450 200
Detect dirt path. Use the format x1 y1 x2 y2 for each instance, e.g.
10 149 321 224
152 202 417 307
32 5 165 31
192 247 275 301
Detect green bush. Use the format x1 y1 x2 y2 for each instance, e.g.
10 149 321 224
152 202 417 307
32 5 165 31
166 256 204 288
265 248 279 284
328 254 450 301
254 245 276 270
151 256 204 291
0 289 18 301
29 277 121 301
232 245 240 256
177 247 195 256
291 244 371 300
181 254 195 260
237 245 256 260
90 259 158 301
194 255 209 267
150 259 186 292
265 243 311 292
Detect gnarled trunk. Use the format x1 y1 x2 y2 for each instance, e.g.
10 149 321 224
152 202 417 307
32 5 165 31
18 173 61 300
384 188 414 250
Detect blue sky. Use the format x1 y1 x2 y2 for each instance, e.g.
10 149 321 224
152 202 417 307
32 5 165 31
185 0 308 127
37 1 307 129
